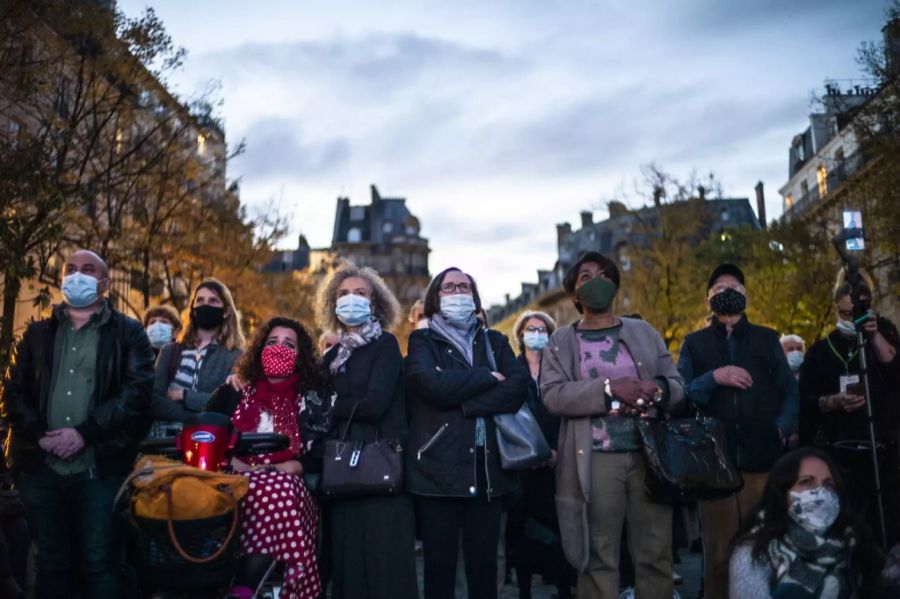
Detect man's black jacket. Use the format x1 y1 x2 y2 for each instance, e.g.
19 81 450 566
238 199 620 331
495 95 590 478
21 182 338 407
3 302 155 475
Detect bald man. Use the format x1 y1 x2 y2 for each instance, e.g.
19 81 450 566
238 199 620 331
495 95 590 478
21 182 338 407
4 248 155 598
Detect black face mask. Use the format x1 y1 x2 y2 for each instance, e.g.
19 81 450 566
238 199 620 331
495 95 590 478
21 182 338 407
191 304 226 330
709 287 747 315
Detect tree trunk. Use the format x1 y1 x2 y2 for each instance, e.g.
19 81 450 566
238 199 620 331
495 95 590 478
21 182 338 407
142 247 150 309
0 275 22 376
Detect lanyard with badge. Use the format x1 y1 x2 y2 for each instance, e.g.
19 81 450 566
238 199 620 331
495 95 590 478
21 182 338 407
827 336 861 395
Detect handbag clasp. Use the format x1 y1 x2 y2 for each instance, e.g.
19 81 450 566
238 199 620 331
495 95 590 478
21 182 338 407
350 441 363 468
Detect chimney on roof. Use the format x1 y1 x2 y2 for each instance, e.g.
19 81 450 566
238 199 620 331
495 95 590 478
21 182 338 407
556 222 572 249
755 181 767 229
580 210 593 228
884 18 900 79
608 201 629 218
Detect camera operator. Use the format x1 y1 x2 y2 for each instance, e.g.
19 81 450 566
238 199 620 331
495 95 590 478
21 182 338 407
798 272 900 545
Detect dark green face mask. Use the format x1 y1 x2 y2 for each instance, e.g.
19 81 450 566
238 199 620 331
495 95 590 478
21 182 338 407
576 276 618 312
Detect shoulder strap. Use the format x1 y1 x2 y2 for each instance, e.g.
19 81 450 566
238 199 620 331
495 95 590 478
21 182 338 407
483 329 498 371
167 343 183 385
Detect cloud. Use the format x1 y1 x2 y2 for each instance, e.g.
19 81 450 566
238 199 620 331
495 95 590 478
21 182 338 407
120 0 888 302
232 118 351 178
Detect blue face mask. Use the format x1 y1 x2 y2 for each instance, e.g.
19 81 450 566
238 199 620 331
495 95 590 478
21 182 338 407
61 272 101 308
146 322 174 348
523 331 549 351
440 294 476 324
786 350 803 372
335 294 372 327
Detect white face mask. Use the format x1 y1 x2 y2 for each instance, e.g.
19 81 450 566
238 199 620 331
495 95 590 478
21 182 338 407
789 487 840 534
836 318 856 337
440 294 476 324
335 294 371 327
786 350 804 372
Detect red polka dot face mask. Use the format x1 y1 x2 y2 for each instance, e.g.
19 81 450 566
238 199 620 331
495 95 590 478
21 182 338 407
261 344 297 378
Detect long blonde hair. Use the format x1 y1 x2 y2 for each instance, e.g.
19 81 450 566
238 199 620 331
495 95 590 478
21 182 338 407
179 278 245 351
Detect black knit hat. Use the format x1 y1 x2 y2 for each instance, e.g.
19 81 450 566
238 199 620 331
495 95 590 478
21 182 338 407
707 263 745 291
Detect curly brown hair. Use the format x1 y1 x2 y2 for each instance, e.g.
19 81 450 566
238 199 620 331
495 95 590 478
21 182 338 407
234 316 329 393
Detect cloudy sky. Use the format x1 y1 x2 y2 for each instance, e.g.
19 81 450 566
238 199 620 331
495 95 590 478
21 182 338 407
119 0 886 305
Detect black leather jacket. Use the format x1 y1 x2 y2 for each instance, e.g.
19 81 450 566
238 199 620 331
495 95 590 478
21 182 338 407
405 327 528 498
3 302 155 475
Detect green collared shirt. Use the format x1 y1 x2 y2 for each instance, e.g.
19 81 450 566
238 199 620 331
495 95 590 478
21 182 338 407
46 303 110 474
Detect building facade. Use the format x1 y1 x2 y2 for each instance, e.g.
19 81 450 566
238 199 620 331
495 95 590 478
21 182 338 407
264 185 431 306
487 195 761 326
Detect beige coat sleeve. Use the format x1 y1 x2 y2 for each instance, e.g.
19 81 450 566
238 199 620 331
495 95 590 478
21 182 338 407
540 333 609 418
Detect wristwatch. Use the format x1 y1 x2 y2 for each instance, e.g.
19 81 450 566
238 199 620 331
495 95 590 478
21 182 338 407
603 377 619 411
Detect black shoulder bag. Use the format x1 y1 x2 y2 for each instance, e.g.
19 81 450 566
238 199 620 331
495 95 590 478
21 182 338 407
636 406 743 504
484 330 552 470
320 402 404 498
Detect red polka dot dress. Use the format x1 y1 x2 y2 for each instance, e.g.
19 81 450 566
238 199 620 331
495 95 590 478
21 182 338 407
231 376 321 599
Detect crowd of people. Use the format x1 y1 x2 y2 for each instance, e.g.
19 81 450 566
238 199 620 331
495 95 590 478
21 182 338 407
1 246 898 599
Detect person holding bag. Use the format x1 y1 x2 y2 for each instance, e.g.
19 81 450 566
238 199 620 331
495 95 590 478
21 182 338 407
406 267 528 599
541 251 685 599
316 264 418 599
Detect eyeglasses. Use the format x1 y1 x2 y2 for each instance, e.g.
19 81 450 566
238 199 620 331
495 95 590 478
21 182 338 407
440 282 472 294
525 326 547 334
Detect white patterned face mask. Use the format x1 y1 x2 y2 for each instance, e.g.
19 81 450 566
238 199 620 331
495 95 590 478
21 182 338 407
789 487 840 534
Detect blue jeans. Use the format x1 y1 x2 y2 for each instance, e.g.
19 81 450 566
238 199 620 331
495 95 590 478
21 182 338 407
18 465 125 599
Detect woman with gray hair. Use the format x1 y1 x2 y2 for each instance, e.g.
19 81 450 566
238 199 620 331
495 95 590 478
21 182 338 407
315 264 419 599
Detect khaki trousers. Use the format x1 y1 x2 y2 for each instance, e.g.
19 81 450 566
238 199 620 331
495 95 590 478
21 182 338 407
578 451 673 599
698 472 769 599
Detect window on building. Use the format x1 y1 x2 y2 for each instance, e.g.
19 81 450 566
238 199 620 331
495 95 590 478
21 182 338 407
785 193 794 209
834 148 846 180
801 180 809 198
347 227 361 242
115 127 124 154
817 164 828 197
197 132 207 156
350 207 365 221
382 222 393 234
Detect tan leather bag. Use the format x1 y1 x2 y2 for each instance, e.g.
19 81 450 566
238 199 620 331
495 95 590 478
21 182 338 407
120 455 249 563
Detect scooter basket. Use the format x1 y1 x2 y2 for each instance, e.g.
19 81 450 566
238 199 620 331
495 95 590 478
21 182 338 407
136 512 240 591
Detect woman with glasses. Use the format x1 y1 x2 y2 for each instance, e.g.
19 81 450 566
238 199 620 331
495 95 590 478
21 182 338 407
406 267 529 599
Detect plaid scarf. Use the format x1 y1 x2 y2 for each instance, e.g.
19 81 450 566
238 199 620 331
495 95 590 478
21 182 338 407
768 522 856 599
329 318 383 374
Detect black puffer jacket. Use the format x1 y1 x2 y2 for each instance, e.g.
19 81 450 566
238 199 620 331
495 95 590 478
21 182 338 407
405 326 528 498
3 302 155 475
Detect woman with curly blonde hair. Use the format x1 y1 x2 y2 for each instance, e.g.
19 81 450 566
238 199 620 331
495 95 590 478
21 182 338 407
314 264 418 599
